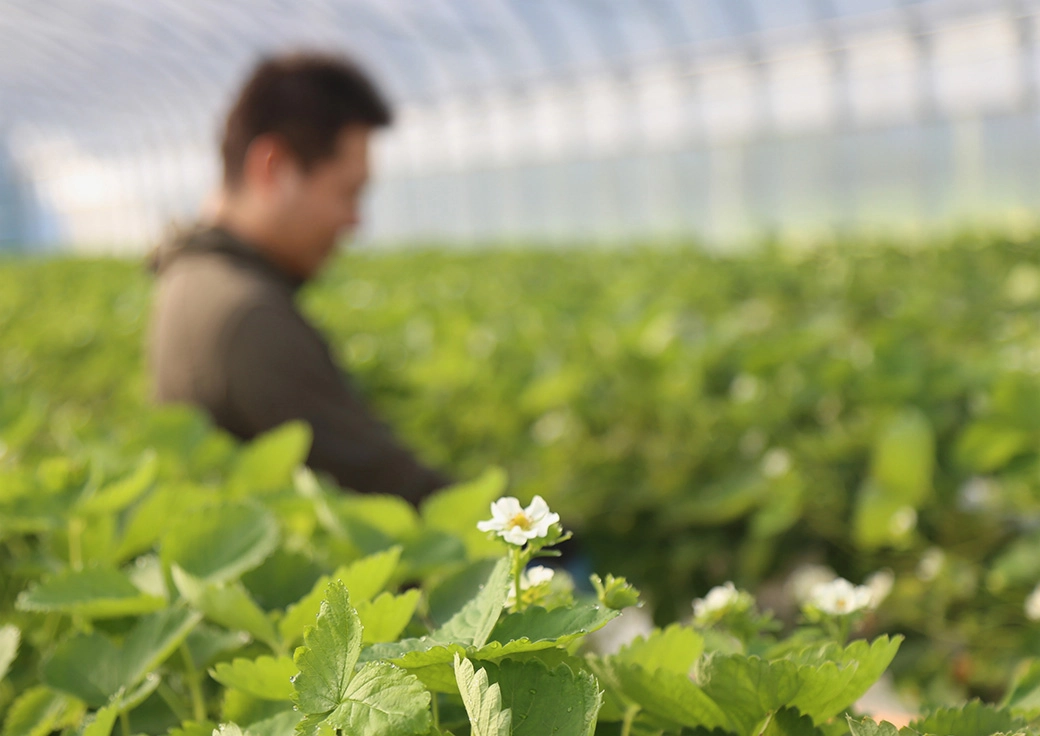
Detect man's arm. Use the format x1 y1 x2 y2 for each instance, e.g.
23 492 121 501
221 304 450 504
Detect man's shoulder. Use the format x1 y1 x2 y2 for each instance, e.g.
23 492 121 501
156 249 293 326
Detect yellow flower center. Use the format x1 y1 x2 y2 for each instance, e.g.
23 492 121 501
835 597 848 612
508 512 532 530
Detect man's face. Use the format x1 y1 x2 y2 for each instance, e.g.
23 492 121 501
272 126 371 279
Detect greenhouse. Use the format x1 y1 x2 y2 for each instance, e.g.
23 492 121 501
2 0 1038 248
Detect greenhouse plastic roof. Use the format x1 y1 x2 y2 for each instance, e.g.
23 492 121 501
0 0 1010 143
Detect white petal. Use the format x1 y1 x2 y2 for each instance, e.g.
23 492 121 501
477 519 505 533
1026 585 1040 620
490 496 523 523
525 566 555 587
852 586 874 612
865 570 894 608
525 495 552 521
529 513 558 538
502 527 529 546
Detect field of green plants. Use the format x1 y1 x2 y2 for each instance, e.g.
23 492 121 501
5 234 1040 735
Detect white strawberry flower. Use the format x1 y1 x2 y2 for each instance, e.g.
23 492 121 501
523 565 556 588
864 569 895 609
809 577 874 616
787 564 837 605
1026 584 1040 621
692 581 752 622
477 495 560 546
505 565 556 607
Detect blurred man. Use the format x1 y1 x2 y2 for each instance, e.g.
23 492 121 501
149 53 449 504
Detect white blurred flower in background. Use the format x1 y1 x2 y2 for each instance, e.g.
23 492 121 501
505 565 556 607
864 569 895 609
787 564 837 605
1025 584 1040 621
809 577 874 616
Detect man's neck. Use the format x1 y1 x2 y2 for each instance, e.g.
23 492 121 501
211 193 299 279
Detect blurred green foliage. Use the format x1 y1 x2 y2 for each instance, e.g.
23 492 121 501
6 234 1040 700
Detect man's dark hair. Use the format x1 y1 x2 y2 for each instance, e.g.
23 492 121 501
221 52 392 187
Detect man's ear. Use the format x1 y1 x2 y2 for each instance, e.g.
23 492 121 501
241 134 295 191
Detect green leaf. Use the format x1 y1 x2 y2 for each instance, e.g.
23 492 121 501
1003 658 1040 717
785 660 858 725
244 709 303 736
357 590 421 644
211 657 298 701
357 560 509 671
16 566 166 619
672 472 770 526
127 554 169 600
222 690 289 727
241 549 325 612
173 567 280 651
41 634 115 706
279 547 402 645
321 662 431 736
228 421 312 496
453 655 511 736
292 580 363 715
42 607 201 707
336 495 419 542
81 706 119 736
488 602 620 648
433 557 510 648
82 675 162 736
114 671 164 711
759 708 824 736
955 421 1031 472
483 658 602 736
214 724 245 736
363 644 467 694
846 716 909 736
167 720 218 736
428 559 501 627
593 660 729 732
2 686 75 736
870 409 934 499
788 636 903 722
988 536 1040 591
0 625 20 682
76 451 158 515
80 514 119 567
614 624 704 675
421 468 508 559
114 484 213 562
852 480 913 550
163 501 279 584
910 701 1025 736
854 410 934 550
698 655 803 736
400 530 467 580
186 624 251 670
337 546 404 604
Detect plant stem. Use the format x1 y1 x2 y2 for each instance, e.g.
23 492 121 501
512 547 524 613
120 710 131 736
156 680 192 723
431 692 440 730
179 642 206 722
620 705 640 736
838 615 852 646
